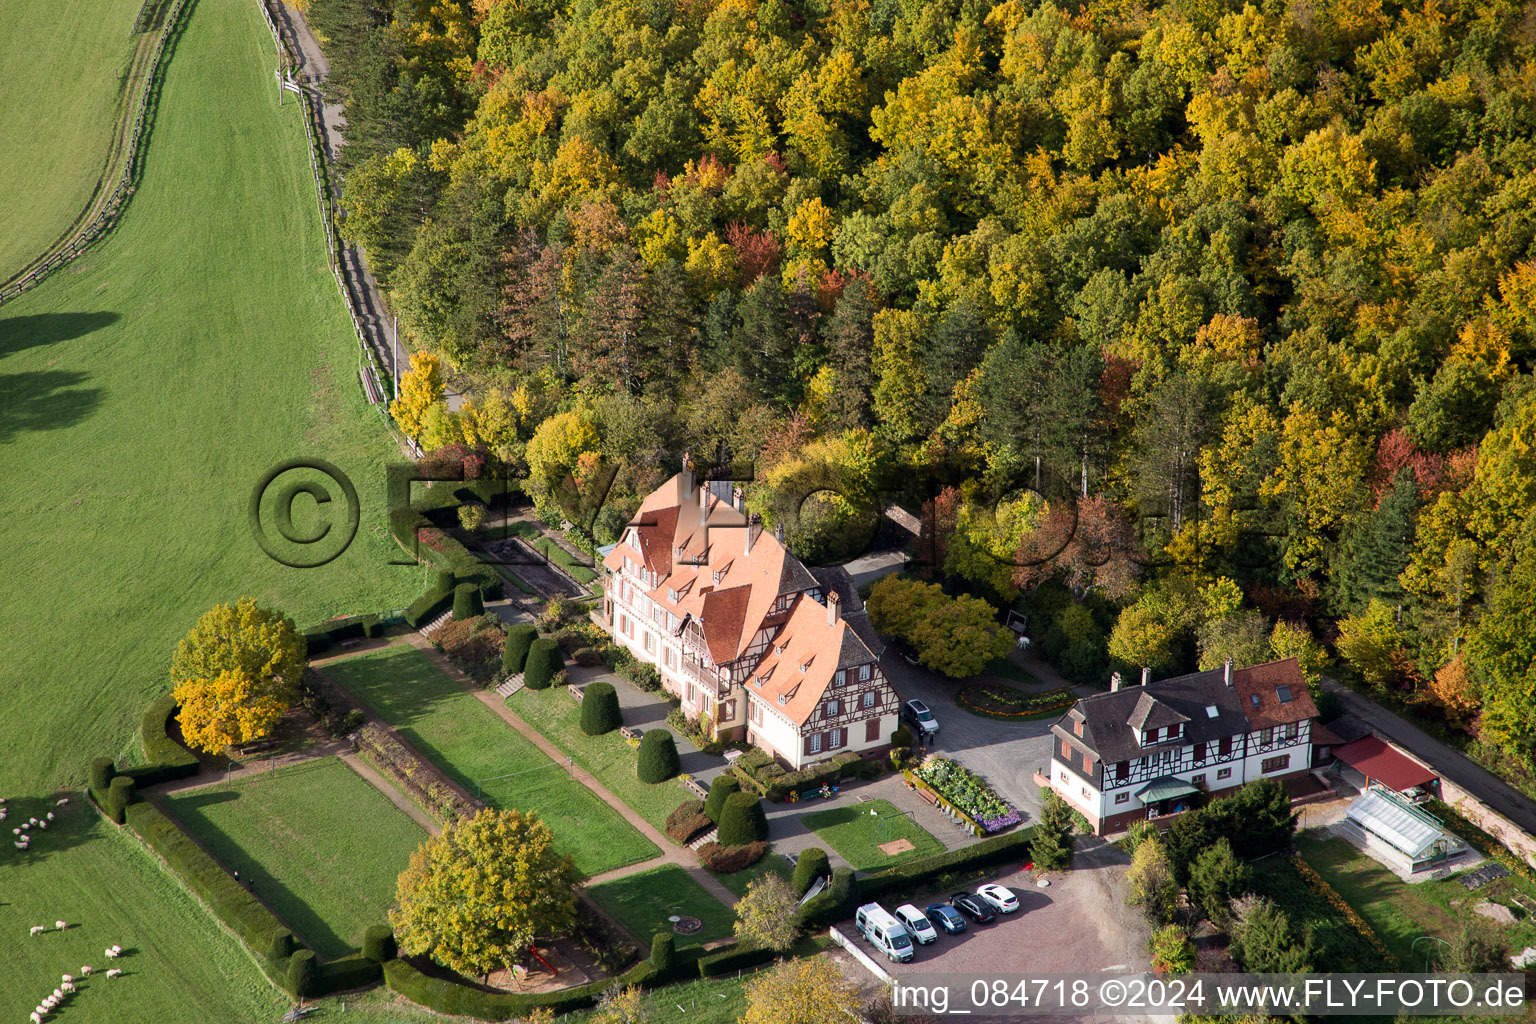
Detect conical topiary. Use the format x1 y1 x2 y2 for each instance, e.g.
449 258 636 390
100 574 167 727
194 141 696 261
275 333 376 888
524 638 562 689
637 729 680 782
580 681 621 735
452 583 483 620
503 623 537 674
716 791 768 846
704 774 740 823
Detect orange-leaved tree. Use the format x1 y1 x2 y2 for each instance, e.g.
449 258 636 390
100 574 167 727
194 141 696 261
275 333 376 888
169 597 305 753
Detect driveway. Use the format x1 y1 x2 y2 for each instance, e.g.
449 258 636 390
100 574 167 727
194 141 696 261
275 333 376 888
839 842 1155 1023
881 651 1080 824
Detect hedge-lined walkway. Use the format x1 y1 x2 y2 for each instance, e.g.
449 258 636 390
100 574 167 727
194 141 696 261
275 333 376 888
398 634 741 910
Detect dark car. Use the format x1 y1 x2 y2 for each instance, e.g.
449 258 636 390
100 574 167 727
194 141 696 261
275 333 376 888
925 903 967 934
950 892 996 923
901 699 939 737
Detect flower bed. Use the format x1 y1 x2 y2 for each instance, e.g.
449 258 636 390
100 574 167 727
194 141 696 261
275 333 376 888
956 684 1077 721
1289 856 1399 968
911 758 1022 833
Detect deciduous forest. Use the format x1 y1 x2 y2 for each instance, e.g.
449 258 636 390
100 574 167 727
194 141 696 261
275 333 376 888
306 0 1536 781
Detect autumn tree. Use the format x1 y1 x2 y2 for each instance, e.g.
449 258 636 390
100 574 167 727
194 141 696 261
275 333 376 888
170 598 305 753
865 577 1012 678
733 873 799 952
391 350 446 440
1335 599 1411 689
740 955 862 1024
392 808 577 980
1125 837 1178 926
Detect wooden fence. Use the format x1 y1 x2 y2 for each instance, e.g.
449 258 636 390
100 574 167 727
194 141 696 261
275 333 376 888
0 0 190 305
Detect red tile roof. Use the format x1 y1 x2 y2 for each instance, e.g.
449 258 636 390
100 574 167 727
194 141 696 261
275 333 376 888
746 595 876 725
1233 659 1318 729
1332 735 1437 791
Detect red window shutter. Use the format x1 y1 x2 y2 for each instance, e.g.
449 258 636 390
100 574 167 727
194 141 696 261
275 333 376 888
1116 761 1128 780
1061 739 1071 758
1073 719 1083 736
865 719 879 742
1194 742 1206 760
803 735 813 756
1147 726 1158 742
1219 736 1232 756
1083 753 1094 773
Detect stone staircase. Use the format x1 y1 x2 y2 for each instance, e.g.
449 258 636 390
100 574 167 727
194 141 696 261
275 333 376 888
420 610 454 637
687 827 718 850
494 674 524 699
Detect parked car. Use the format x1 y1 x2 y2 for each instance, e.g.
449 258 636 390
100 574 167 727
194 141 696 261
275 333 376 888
925 903 967 935
901 699 939 737
975 883 1020 913
949 892 996 923
894 903 938 944
855 903 915 963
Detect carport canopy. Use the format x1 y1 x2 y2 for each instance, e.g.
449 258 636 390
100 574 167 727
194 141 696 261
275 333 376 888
1136 776 1199 803
1332 735 1436 791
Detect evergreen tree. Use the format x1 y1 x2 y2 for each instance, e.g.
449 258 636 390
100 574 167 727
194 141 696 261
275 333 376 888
822 285 875 429
1333 469 1419 614
1186 837 1251 930
730 277 794 404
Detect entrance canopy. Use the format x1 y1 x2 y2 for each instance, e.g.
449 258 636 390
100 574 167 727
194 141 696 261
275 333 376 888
1333 735 1436 791
1136 776 1199 804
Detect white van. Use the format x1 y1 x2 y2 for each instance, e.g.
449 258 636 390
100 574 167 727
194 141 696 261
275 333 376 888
855 902 915 963
894 903 938 944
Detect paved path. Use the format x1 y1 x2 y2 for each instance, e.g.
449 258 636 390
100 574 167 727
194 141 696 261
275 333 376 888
152 735 352 796
400 634 741 908
338 751 440 833
1323 678 1536 836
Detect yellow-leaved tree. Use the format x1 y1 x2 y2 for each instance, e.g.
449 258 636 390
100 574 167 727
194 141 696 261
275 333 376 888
740 956 862 1024
391 350 445 440
169 597 305 753
392 808 577 980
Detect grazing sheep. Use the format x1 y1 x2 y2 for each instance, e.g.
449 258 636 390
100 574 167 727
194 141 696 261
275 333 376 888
30 818 37 825
54 921 66 931
46 812 53 821
61 974 72 984
104 947 117 958
29 925 44 936
111 944 121 955
31 1012 41 1024
80 965 92 976
56 798 67 806
37 820 46 830
105 968 122 979
15 842 26 850
60 983 74 995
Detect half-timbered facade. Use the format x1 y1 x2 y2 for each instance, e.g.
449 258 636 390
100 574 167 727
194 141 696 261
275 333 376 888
1049 659 1318 835
599 467 896 768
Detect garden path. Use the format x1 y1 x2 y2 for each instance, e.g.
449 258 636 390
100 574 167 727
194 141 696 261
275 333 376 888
337 751 440 834
400 634 741 908
152 734 352 797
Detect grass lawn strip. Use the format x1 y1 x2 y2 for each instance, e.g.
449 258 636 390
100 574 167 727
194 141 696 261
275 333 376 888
801 799 945 871
323 645 658 876
588 865 736 948
0 0 424 1016
506 683 687 834
161 757 425 958
714 853 794 899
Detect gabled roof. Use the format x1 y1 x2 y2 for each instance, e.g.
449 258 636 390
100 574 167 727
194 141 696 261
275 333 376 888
746 594 880 726
1052 666 1250 765
696 587 751 664
1233 659 1318 728
1128 692 1189 732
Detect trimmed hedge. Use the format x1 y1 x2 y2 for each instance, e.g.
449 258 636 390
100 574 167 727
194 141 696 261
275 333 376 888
288 949 317 997
124 801 295 981
697 840 767 873
405 575 455 629
637 729 681 782
704 774 740 823
580 681 621 735
120 693 199 787
90 756 114 794
453 583 484 621
852 826 1036 905
733 750 860 802
791 847 829 896
664 800 712 844
697 941 777 977
315 953 383 993
266 929 296 963
650 933 676 981
384 954 657 1019
364 924 398 963
524 638 562 690
305 613 384 655
717 792 767 846
503 623 537 674
106 776 136 824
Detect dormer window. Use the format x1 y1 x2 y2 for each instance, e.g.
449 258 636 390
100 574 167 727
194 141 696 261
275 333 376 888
777 693 788 706
799 660 810 674
667 588 678 602
1276 685 1292 703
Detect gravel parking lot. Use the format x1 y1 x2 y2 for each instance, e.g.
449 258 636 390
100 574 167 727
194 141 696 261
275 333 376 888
837 842 1157 1023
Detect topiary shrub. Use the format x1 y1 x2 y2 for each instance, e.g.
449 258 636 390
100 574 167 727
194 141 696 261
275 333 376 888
791 847 830 895
637 730 680 783
704 774 740 823
665 800 712 844
891 725 913 748
503 623 538 675
650 933 675 978
716 791 768 846
580 681 621 735
524 638 562 690
697 840 768 873
90 756 115 795
106 776 136 825
287 949 317 997
363 924 397 963
452 583 484 621
266 928 295 964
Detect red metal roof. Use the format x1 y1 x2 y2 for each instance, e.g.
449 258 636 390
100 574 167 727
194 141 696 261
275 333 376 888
1332 735 1437 791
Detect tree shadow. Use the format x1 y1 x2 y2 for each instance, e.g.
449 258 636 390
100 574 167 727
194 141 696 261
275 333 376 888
0 369 105 443
0 312 119 360
4 791 110 870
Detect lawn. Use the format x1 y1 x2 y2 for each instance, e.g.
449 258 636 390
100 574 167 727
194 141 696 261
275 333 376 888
587 865 736 948
506 682 690 834
801 799 945 871
160 758 425 958
564 975 749 1024
715 852 794 898
321 645 659 876
0 0 144 280
0 0 424 1018
1296 833 1536 968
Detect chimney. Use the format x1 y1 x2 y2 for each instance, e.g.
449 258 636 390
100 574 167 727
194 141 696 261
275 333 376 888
745 512 761 555
700 481 709 511
681 451 694 499
732 486 745 512
1140 666 1152 687
827 590 841 626
1224 658 1234 688
774 524 784 544
1110 671 1122 693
